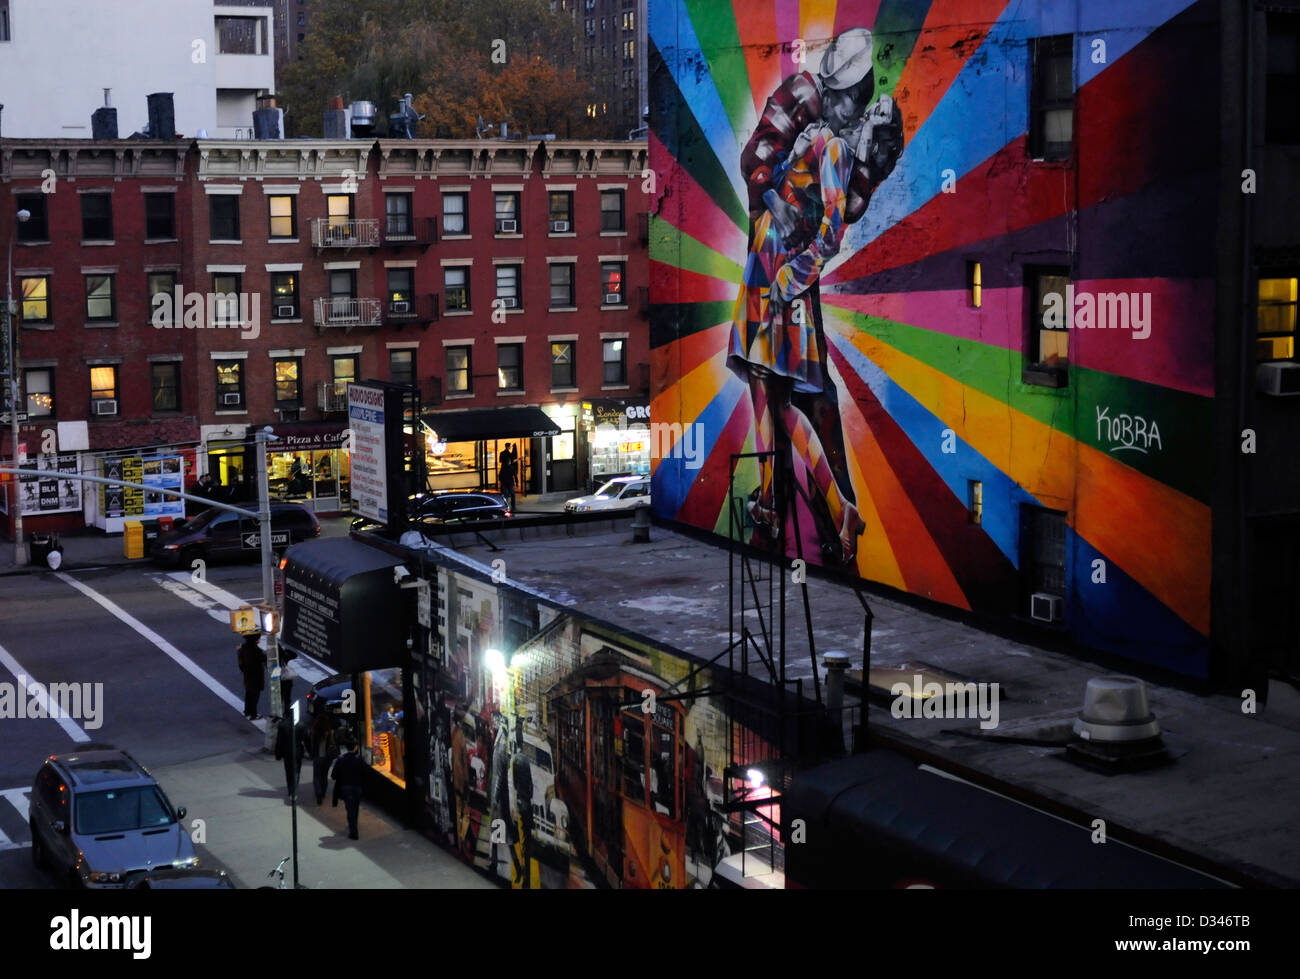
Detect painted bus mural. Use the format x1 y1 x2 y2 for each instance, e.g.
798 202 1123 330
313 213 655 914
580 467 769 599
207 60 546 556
648 0 1218 676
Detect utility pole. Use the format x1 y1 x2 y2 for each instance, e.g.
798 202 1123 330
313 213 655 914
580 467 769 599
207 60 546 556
5 207 32 566
257 426 284 752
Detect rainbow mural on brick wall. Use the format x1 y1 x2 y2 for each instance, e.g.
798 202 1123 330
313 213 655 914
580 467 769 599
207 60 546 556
648 0 1218 676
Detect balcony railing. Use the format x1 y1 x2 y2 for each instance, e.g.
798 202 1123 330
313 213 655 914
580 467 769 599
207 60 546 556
313 296 383 329
310 218 380 248
383 293 440 327
318 380 349 412
382 216 437 247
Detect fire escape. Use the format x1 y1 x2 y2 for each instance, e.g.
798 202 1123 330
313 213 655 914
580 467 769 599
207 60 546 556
719 446 875 883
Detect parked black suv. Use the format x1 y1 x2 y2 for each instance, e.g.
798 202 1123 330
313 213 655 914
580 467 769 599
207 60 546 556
151 502 320 567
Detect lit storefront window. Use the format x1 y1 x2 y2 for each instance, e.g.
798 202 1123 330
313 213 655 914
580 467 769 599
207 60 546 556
364 668 406 787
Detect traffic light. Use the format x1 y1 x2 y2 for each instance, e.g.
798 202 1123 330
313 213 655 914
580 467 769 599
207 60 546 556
230 603 279 635
230 606 260 635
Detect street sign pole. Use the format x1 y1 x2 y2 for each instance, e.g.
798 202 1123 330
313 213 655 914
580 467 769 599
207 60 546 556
258 426 283 753
6 208 31 567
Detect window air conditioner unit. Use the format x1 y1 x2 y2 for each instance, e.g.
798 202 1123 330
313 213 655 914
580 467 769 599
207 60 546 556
550 220 570 233
1030 592 1063 624
92 399 118 416
496 219 517 233
1256 361 1300 396
499 296 518 309
604 293 623 305
221 392 242 406
275 305 297 319
390 300 411 313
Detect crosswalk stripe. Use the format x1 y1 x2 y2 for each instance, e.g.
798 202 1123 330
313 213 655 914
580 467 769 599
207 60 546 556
54 573 266 735
163 573 332 685
0 641 91 744
0 787 32 851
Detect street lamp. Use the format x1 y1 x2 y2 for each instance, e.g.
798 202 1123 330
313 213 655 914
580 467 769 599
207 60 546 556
5 207 31 566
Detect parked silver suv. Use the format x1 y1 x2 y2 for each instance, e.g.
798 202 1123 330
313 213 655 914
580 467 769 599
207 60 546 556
29 746 197 888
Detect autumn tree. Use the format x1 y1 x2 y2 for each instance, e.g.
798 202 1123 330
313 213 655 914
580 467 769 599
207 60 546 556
279 0 594 138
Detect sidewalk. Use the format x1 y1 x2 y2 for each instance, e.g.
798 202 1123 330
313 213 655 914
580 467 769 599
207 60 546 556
156 744 495 889
0 515 356 576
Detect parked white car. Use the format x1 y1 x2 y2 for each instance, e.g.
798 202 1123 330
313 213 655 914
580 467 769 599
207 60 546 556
564 476 651 513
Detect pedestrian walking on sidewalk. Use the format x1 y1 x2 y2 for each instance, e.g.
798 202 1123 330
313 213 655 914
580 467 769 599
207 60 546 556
237 635 266 720
279 653 298 713
331 738 366 839
310 712 341 805
274 712 310 799
499 446 518 513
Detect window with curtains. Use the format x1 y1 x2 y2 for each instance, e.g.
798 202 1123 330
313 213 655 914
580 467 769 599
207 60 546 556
551 341 575 388
20 276 50 323
442 193 467 235
273 358 301 407
85 275 115 321
24 368 54 418
215 360 244 409
447 346 471 393
268 195 297 238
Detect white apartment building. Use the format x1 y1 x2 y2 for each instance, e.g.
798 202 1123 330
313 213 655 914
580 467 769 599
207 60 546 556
0 1 274 139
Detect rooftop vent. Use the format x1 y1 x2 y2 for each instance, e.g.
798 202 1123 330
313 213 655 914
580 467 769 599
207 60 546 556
1066 675 1170 772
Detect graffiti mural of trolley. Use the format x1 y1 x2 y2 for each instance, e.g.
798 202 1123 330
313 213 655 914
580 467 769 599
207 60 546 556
547 656 699 889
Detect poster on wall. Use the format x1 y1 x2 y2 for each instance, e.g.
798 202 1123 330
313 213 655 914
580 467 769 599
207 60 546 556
99 454 184 520
348 383 389 524
18 453 82 516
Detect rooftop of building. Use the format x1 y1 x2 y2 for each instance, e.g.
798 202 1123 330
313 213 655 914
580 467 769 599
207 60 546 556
439 518 1300 888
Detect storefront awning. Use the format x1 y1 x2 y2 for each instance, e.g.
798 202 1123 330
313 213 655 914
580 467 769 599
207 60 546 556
281 537 408 673
423 406 561 443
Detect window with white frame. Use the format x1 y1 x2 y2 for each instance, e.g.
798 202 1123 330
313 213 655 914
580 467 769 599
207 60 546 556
496 265 521 310
442 193 467 235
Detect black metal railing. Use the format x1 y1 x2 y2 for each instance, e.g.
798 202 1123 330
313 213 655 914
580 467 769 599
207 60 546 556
382 293 439 326
382 215 437 247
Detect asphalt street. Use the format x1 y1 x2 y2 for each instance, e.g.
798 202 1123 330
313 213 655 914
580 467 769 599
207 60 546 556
0 558 331 887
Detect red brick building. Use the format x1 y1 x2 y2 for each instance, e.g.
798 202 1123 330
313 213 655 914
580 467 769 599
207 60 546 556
1 134 649 537
0 138 199 535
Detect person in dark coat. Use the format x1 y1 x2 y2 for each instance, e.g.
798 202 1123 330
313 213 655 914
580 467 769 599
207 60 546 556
237 635 266 720
499 445 518 513
310 712 340 805
274 712 311 799
331 738 367 840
